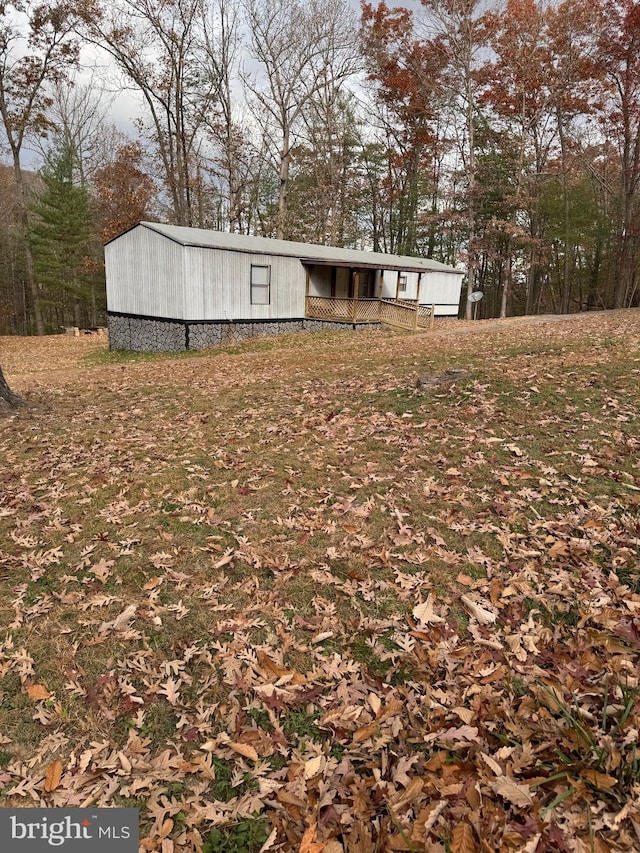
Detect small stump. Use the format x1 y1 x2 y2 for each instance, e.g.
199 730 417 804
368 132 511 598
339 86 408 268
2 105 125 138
415 369 468 391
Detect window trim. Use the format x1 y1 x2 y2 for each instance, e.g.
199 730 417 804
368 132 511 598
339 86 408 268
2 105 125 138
250 264 271 305
398 275 408 293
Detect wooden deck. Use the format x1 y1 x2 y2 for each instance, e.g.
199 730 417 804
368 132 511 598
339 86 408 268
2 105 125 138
305 296 434 331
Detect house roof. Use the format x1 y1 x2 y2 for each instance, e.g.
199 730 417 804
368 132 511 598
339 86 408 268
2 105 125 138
129 221 462 276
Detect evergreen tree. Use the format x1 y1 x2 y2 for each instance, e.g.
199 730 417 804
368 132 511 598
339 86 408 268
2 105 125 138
30 141 95 329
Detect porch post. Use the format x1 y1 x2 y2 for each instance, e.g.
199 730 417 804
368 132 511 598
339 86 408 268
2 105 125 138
305 266 310 317
377 270 383 319
352 270 359 322
395 270 401 302
414 272 423 330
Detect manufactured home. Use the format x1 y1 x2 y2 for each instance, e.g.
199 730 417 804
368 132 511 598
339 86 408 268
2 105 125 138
105 222 464 351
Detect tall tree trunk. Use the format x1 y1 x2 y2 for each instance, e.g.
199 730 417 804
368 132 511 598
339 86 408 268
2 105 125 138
11 151 44 335
500 234 512 319
0 366 24 413
557 111 572 314
226 126 241 233
465 74 476 320
615 198 636 307
527 212 544 315
277 126 291 240
609 23 640 309
90 283 97 327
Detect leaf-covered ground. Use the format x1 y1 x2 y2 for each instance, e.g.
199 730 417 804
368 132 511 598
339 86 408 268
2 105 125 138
1 312 639 853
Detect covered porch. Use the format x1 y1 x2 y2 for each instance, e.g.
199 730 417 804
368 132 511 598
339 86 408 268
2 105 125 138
303 262 434 330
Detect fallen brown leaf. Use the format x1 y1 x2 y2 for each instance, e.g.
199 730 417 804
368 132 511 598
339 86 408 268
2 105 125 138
490 776 534 808
298 823 324 853
229 742 259 762
44 759 62 793
450 822 478 853
26 684 51 701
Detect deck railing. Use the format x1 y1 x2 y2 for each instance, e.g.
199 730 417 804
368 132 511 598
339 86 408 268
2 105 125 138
417 304 434 329
379 299 418 329
305 295 435 331
305 295 381 323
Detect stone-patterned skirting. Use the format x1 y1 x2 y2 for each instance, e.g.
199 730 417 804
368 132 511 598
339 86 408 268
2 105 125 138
107 314 379 352
107 315 185 352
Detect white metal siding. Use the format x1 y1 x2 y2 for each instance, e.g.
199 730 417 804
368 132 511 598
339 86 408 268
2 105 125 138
105 226 185 318
380 269 419 299
182 246 205 319
420 271 464 316
106 228 307 322
420 271 461 304
199 250 305 320
380 269 462 316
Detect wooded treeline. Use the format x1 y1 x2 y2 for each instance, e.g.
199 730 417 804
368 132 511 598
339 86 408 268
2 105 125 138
1 0 639 333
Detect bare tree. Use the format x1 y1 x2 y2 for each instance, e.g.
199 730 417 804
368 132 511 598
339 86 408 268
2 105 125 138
243 0 359 239
39 77 116 184
82 0 217 227
201 0 257 233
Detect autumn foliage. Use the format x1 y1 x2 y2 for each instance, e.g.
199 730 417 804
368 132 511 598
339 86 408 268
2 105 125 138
93 144 155 244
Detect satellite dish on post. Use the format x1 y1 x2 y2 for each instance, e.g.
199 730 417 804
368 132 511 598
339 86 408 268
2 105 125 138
468 291 483 302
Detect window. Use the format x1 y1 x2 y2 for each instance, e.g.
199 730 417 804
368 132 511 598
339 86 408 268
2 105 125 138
251 264 270 304
398 275 407 293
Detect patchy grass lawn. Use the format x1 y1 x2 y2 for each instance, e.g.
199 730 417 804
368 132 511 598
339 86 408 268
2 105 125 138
1 311 640 852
